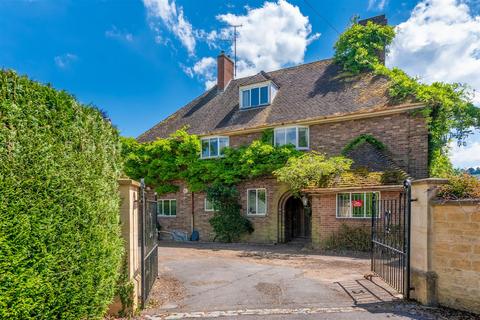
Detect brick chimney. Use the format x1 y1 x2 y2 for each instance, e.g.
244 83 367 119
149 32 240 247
358 15 388 64
217 51 234 91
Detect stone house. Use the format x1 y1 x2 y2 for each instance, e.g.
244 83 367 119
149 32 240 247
138 22 428 247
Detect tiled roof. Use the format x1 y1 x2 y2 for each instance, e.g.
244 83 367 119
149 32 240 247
138 58 394 142
331 142 409 187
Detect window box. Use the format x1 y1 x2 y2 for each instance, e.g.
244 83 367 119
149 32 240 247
247 188 267 216
336 192 380 218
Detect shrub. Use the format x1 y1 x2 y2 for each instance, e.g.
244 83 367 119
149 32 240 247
323 224 371 252
207 184 253 242
0 70 123 319
437 174 480 200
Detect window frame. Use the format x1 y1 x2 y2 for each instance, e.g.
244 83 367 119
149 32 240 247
273 125 310 150
200 136 229 159
336 191 381 219
204 197 218 212
157 199 177 217
246 188 267 216
240 83 270 109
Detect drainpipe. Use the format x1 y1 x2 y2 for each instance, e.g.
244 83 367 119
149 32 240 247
191 191 195 234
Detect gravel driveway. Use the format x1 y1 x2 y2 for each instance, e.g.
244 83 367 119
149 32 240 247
138 242 477 320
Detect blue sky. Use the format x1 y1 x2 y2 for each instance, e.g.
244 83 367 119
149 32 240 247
1 0 479 168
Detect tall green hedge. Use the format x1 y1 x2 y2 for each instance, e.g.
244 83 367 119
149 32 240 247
0 70 123 319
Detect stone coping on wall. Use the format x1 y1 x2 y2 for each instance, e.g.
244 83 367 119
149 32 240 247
118 178 141 187
431 198 480 206
304 184 404 194
411 178 449 185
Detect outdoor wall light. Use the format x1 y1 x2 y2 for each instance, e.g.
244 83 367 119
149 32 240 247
301 194 309 207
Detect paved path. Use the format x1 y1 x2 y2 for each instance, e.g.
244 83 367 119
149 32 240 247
139 242 474 320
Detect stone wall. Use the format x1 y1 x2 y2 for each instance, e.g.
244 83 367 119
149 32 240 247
109 179 142 315
410 179 480 314
431 201 480 313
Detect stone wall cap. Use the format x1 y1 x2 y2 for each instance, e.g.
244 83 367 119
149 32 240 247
411 178 449 185
118 178 141 187
431 198 480 206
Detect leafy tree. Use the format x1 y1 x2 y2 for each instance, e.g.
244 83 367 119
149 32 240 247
0 70 123 319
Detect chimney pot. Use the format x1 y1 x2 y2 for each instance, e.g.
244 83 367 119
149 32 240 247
217 52 234 91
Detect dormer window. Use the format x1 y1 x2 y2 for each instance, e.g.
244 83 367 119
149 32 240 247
201 136 229 159
240 81 277 109
274 126 309 150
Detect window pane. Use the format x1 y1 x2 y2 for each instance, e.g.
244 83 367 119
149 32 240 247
209 138 218 157
219 137 229 155
251 87 260 106
158 200 164 216
164 200 171 216
365 193 373 217
275 128 286 146
352 193 364 217
257 189 266 214
248 190 257 214
337 193 350 217
260 86 268 104
298 127 308 148
242 90 250 108
205 198 213 211
286 127 296 146
201 139 209 158
171 200 176 216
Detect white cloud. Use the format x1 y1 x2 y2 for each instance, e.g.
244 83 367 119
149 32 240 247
54 53 77 68
387 0 480 168
105 26 133 42
182 57 217 90
143 0 196 55
387 0 480 104
368 0 388 10
181 0 320 87
215 0 320 78
449 139 480 168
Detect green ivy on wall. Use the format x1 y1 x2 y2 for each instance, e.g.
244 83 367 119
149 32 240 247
334 20 480 177
341 134 386 155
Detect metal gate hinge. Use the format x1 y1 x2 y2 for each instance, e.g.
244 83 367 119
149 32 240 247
410 198 418 202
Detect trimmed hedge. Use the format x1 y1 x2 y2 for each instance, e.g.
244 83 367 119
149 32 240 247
0 70 123 319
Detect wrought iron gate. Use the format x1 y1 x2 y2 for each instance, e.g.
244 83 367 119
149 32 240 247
140 179 159 307
371 180 411 298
